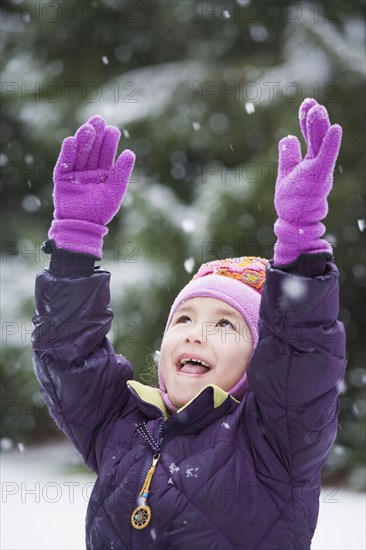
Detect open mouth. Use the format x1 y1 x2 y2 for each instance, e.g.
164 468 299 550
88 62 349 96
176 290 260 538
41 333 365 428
177 356 211 376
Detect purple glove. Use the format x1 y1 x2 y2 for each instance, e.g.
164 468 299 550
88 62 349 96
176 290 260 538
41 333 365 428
273 98 342 266
49 115 135 258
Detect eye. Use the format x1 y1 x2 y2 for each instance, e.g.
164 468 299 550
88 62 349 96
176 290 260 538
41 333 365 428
175 315 191 324
216 318 235 329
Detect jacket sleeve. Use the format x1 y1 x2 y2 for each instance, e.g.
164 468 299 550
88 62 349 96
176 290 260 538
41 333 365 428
31 266 134 473
245 259 346 482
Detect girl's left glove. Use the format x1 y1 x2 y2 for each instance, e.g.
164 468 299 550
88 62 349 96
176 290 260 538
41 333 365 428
273 98 342 266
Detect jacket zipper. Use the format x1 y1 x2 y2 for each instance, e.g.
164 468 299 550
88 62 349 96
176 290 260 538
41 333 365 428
132 424 164 549
129 387 165 550
129 385 216 548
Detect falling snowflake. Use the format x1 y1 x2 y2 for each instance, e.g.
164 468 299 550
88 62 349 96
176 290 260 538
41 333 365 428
168 477 174 485
18 443 25 453
0 438 13 451
336 379 347 394
223 10 230 19
24 154 34 165
150 528 157 541
221 422 230 429
282 277 307 301
169 463 180 475
123 129 130 138
181 219 195 233
357 219 365 232
102 56 109 65
324 233 337 246
22 195 41 213
230 144 233 151
192 121 201 131
245 102 255 114
184 257 195 274
185 466 199 478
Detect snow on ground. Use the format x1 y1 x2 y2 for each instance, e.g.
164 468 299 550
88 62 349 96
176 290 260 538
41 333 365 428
1 440 365 550
1 440 94 550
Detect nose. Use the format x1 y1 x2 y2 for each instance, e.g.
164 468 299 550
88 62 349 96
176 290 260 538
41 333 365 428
184 323 203 344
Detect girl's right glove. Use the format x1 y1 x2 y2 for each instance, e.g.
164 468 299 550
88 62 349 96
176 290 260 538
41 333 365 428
48 115 135 259
273 98 342 266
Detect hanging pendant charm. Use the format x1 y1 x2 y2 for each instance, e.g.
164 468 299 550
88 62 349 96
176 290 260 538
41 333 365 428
131 503 151 529
131 453 160 530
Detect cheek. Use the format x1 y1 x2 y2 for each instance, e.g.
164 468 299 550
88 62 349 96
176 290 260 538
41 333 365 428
159 336 174 378
224 340 252 372
214 350 248 391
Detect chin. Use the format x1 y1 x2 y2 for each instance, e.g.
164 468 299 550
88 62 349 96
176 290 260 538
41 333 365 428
169 382 206 409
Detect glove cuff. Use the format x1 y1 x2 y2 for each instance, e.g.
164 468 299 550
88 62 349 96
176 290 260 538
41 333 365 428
273 252 332 277
48 219 108 259
273 218 332 265
42 239 97 276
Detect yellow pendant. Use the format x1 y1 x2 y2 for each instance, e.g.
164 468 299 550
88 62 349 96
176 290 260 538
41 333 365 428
131 504 151 529
131 454 160 530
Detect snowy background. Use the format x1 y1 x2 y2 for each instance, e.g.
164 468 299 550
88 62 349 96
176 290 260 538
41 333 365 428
1 440 365 549
1 0 365 548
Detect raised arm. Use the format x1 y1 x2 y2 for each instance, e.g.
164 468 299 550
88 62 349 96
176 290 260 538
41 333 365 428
32 116 136 472
246 99 346 482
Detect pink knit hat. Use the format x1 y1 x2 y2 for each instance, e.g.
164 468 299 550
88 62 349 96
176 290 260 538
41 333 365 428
159 256 267 412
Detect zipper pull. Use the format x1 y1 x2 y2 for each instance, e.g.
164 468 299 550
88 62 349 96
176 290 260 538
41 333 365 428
131 453 160 529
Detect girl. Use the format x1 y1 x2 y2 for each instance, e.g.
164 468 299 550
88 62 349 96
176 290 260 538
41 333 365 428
32 98 346 549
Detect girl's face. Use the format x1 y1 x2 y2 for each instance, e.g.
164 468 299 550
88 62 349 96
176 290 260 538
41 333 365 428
159 297 253 409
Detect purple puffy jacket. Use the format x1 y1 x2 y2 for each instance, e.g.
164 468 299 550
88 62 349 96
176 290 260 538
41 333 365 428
32 257 346 549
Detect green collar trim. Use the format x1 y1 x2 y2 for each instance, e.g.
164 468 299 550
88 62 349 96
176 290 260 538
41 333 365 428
128 380 170 419
127 380 239 419
176 384 234 413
